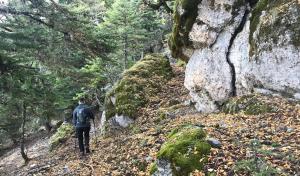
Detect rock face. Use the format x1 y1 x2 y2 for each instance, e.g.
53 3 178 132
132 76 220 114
171 0 300 112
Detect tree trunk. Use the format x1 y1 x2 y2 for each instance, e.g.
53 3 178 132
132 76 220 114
11 138 18 146
124 34 128 70
20 102 29 164
44 121 52 133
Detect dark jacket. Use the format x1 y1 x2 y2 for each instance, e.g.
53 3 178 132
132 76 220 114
72 104 94 128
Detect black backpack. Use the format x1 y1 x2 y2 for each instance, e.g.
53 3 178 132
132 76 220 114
77 107 90 125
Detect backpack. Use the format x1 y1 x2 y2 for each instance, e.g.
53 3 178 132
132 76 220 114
77 107 90 125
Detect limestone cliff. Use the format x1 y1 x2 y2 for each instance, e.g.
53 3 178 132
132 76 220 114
170 0 300 112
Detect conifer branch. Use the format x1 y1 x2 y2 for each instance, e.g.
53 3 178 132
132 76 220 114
143 0 174 13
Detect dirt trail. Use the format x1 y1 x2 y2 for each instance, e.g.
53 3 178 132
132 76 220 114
0 136 49 175
0 123 99 176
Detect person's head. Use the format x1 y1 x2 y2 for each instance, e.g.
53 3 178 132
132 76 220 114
78 97 85 105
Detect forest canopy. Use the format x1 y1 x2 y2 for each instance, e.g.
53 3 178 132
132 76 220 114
0 0 172 157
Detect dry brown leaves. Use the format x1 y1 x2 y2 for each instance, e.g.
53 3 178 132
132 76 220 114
25 66 300 176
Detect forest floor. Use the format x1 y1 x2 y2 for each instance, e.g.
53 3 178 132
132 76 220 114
0 66 299 176
0 133 50 175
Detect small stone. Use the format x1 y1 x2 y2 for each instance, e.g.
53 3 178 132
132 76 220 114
145 156 153 162
207 138 222 148
63 165 70 174
286 127 294 133
208 168 214 172
218 121 227 129
184 100 193 106
30 164 37 169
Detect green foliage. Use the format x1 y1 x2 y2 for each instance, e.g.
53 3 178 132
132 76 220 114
102 0 164 70
234 158 278 175
234 140 278 175
129 124 142 134
149 162 158 174
0 0 171 148
156 126 211 175
222 95 274 115
104 54 173 119
49 123 74 151
176 60 187 67
249 0 269 56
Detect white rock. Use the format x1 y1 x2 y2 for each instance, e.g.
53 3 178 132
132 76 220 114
114 115 134 128
253 88 274 95
184 1 246 112
110 96 116 105
183 0 300 112
294 93 300 100
100 111 106 135
152 159 173 176
207 138 222 148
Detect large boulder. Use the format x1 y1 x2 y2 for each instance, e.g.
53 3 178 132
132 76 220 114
49 123 74 151
171 0 300 112
104 54 173 124
235 0 300 95
150 126 211 176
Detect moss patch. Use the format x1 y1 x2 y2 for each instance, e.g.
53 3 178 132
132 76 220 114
168 0 202 61
149 162 158 174
249 0 269 56
222 94 275 115
104 54 173 119
156 126 211 175
49 123 74 151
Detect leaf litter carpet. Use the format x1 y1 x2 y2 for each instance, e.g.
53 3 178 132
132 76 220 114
3 66 299 176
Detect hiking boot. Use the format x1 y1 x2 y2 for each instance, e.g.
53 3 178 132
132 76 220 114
86 148 90 154
79 152 85 158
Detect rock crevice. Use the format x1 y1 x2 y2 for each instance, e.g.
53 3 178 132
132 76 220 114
177 0 300 112
226 7 250 97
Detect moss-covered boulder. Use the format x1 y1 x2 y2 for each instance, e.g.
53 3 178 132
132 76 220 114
49 123 74 151
222 94 274 115
151 126 211 176
104 54 173 120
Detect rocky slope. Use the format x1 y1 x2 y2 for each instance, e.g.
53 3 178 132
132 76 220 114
170 0 300 112
1 65 299 176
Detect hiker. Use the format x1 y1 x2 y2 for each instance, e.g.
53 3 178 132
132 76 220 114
73 98 94 156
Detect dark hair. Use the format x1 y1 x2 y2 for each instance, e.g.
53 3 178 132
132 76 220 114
79 97 85 103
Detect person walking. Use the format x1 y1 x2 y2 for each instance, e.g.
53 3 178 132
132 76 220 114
73 98 94 157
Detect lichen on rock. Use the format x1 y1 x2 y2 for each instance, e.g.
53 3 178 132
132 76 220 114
151 126 211 176
49 123 74 151
183 0 248 113
172 0 300 113
249 0 300 56
168 0 202 61
104 54 173 120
